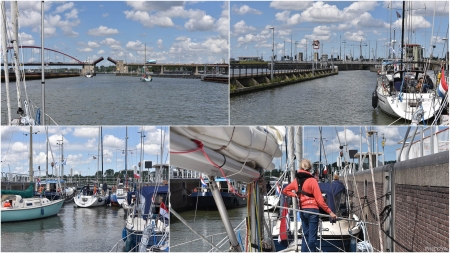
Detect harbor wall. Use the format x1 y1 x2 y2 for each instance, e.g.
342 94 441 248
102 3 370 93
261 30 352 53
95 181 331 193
348 151 449 252
170 178 200 212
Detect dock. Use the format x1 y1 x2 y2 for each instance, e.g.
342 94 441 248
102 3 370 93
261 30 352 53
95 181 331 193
230 67 338 96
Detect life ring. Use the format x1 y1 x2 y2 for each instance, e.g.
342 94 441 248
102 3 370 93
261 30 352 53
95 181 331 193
193 188 198 193
57 188 61 193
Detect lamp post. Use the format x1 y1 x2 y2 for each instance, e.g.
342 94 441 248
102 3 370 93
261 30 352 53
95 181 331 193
342 40 347 61
269 27 274 81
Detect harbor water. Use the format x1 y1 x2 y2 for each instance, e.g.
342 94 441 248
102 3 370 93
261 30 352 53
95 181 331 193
1 203 127 252
230 70 414 125
170 207 248 252
1 75 228 125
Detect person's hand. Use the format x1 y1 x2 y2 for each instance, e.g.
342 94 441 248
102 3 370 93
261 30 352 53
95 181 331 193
329 211 337 221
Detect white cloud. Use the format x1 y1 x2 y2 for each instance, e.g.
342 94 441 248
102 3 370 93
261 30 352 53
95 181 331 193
185 15 215 31
233 20 256 35
65 9 78 19
88 41 100 48
72 127 99 138
97 50 105 54
54 2 74 13
100 38 120 46
232 4 262 15
157 39 163 49
88 26 119 36
269 1 313 11
123 10 175 28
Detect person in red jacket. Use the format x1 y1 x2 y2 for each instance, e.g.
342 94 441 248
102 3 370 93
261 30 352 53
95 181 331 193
282 159 337 252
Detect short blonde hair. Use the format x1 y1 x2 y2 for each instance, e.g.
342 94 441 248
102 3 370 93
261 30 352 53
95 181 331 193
300 159 312 171
334 174 339 180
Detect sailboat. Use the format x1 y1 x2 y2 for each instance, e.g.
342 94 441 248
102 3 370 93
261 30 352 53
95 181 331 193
1 126 64 222
110 127 129 207
74 127 110 208
140 44 152 82
373 1 444 124
118 127 169 252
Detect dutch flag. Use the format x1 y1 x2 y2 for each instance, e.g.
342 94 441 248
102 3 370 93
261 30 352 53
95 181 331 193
200 176 207 187
275 182 281 196
438 68 448 98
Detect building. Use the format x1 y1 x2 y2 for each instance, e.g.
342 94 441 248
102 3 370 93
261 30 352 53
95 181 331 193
238 56 261 62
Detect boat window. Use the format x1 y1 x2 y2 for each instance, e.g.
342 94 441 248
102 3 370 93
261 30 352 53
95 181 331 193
27 203 33 206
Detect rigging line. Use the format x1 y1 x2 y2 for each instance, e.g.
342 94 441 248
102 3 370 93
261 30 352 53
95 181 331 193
190 175 202 252
365 126 384 251
380 227 413 252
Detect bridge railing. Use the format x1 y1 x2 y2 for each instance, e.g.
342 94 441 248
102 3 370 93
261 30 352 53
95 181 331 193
230 62 334 78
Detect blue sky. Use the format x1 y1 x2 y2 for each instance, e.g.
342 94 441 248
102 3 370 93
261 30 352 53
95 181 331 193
1 126 169 177
3 1 228 66
231 1 449 61
272 126 449 171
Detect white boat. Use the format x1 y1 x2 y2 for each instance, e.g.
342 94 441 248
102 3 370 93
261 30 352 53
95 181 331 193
374 64 442 123
73 186 109 208
140 75 152 82
74 127 110 208
85 73 93 78
1 195 64 222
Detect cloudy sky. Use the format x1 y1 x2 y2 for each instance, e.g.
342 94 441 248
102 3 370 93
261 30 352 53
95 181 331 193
231 1 449 61
1 126 169 177
271 126 449 171
2 1 228 66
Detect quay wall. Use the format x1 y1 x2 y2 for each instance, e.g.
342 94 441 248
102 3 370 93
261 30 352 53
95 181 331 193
170 178 200 212
348 151 449 252
230 69 337 96
1 73 80 82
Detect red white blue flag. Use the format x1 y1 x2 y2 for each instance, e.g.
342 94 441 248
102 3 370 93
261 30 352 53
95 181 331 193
278 197 290 243
438 68 448 98
275 182 281 196
159 201 169 219
200 176 207 187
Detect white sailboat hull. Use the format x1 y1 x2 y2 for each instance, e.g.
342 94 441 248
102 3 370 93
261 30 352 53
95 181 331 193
376 85 441 121
74 194 107 207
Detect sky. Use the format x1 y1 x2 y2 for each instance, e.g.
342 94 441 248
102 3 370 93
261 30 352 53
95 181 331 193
2 1 228 66
231 1 449 61
272 126 449 171
1 126 169 177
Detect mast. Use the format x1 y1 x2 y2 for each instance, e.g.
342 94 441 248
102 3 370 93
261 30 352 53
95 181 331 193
400 0 405 74
11 1 23 113
288 126 299 250
125 126 128 189
1 2 12 124
41 1 45 125
101 126 104 184
97 127 100 182
29 126 33 182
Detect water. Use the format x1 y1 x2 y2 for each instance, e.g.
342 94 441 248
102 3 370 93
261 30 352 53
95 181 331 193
1 203 127 252
170 208 248 252
1 75 228 125
230 70 407 125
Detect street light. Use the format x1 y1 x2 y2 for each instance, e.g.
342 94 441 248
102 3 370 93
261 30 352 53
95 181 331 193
342 40 347 61
269 27 274 81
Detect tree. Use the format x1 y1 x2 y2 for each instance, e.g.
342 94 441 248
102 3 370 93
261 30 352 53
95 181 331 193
105 169 115 176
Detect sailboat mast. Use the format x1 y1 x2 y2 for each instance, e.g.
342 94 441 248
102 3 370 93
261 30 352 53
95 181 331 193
288 126 299 250
101 126 104 184
400 0 405 73
125 126 128 188
1 2 12 124
97 127 100 181
41 1 45 125
29 126 34 182
11 1 22 112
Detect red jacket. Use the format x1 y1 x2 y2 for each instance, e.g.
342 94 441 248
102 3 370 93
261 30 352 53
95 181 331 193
282 170 332 214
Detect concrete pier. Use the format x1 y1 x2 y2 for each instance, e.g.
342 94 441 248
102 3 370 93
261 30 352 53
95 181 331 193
230 68 338 96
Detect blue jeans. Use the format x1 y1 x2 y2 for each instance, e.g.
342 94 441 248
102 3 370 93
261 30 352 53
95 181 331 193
300 208 319 252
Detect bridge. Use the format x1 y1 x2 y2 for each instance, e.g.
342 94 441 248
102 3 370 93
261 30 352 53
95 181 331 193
3 46 228 76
